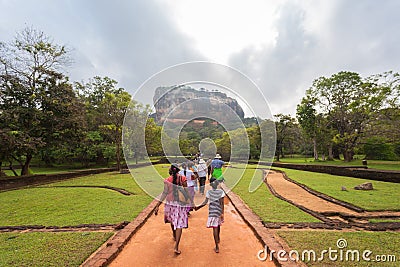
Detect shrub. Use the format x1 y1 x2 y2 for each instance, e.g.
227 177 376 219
363 137 398 160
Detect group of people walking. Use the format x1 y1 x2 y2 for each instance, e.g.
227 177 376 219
154 154 226 254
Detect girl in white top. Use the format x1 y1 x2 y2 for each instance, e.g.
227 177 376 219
196 158 208 195
179 162 195 208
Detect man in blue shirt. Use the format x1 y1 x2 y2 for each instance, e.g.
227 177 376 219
211 154 225 182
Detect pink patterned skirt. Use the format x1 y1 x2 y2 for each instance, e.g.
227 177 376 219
206 216 224 228
164 201 189 230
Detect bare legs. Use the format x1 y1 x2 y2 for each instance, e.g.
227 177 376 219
170 223 176 241
170 223 183 254
174 228 183 254
213 226 220 253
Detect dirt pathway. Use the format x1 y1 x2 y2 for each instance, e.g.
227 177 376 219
109 191 276 267
266 171 359 216
266 170 400 223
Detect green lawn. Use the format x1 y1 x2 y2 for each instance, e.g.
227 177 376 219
275 157 400 171
0 172 153 226
2 162 115 176
3 167 76 176
0 232 112 267
276 231 400 267
275 168 400 211
365 160 400 171
224 165 320 223
0 164 170 227
0 166 163 267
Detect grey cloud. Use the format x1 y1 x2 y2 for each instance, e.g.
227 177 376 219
229 2 318 116
323 0 400 74
0 0 205 93
228 0 400 116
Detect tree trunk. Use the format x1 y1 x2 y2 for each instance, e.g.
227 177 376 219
8 161 19 176
279 145 284 159
332 146 341 160
275 145 281 161
328 145 334 160
343 150 354 162
0 162 5 177
42 152 53 167
313 138 318 160
21 154 33 176
116 140 121 171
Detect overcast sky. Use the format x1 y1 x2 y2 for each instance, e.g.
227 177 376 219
1 0 399 117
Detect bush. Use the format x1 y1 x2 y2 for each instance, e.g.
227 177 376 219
363 137 398 160
395 142 400 158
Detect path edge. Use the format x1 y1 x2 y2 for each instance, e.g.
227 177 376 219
80 199 158 267
221 183 305 267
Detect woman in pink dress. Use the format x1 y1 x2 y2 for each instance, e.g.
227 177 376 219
154 164 193 254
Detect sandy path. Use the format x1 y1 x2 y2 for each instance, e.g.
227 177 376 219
266 171 359 216
110 190 275 267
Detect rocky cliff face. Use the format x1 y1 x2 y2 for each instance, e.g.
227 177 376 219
153 85 244 124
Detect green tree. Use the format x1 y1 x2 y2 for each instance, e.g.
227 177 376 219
145 118 162 156
259 119 276 160
215 132 231 159
297 98 336 160
75 131 103 167
363 137 398 160
306 71 389 161
274 114 296 161
247 125 261 159
0 27 84 175
199 138 217 159
75 76 124 130
297 96 318 160
99 91 131 170
229 128 249 160
76 76 131 169
123 101 152 164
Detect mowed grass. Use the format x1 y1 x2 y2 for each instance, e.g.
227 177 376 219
0 232 112 267
276 231 400 267
0 172 153 226
275 157 400 171
275 168 400 211
2 164 113 176
0 165 169 267
225 165 320 223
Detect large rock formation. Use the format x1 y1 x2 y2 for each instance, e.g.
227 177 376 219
153 85 245 124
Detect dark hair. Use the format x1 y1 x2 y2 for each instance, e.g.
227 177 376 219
169 164 180 185
181 162 187 177
210 177 218 189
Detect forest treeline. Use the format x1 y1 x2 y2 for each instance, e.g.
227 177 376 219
1 28 399 176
